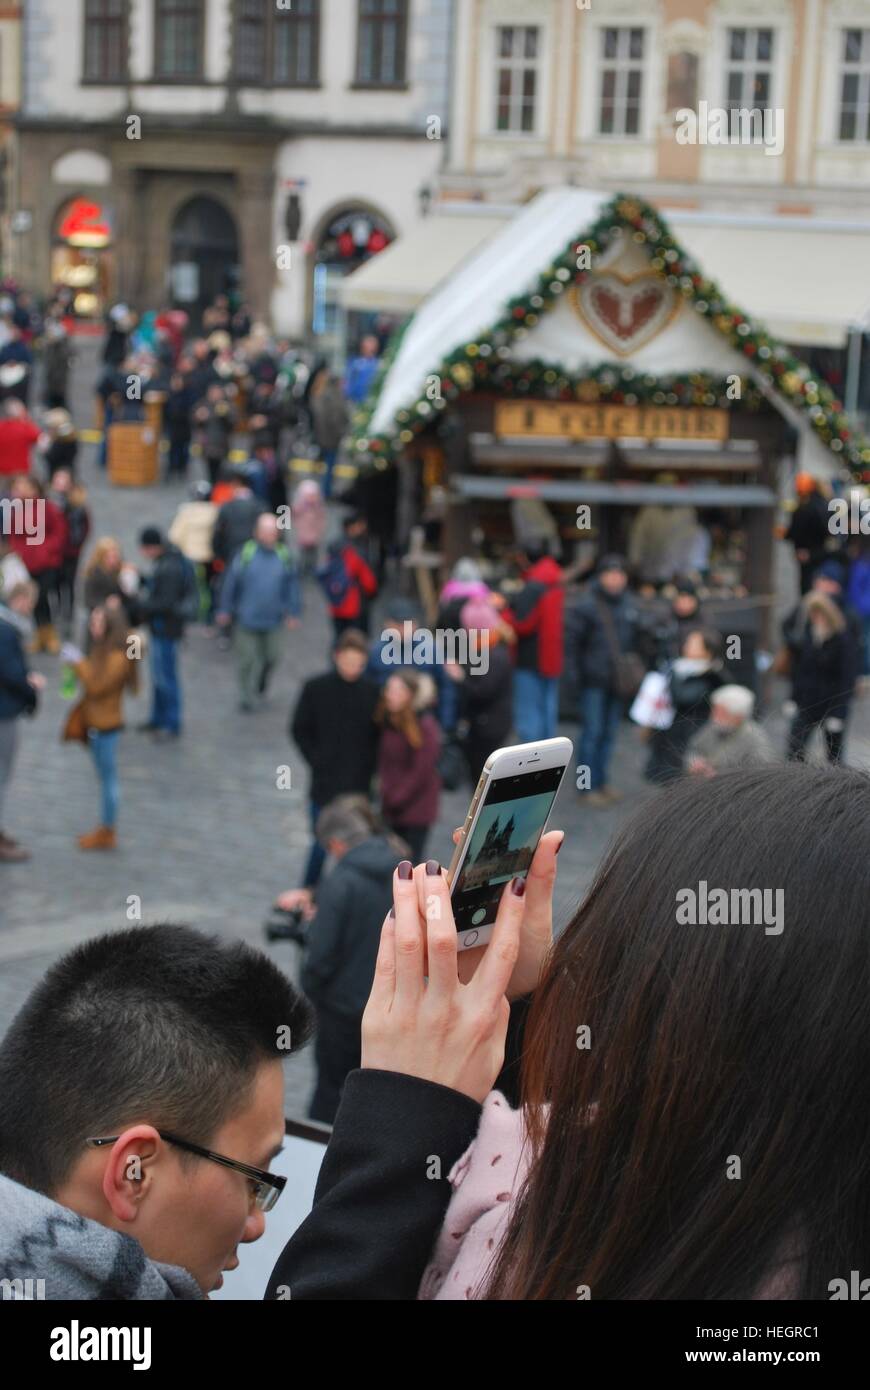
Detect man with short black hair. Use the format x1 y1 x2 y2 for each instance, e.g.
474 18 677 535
0 924 313 1299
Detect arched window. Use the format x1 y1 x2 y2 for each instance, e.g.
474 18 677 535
83 0 128 83
235 0 321 86
154 0 205 80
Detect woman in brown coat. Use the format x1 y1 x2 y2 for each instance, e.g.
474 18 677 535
63 604 138 850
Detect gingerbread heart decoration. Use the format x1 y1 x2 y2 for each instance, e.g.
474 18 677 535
572 273 678 356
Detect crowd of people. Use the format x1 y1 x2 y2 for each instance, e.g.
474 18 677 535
0 289 869 1306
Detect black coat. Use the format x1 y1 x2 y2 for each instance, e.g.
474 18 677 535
783 603 860 719
567 582 639 692
129 544 189 640
301 836 401 1017
265 998 530 1300
460 641 514 748
290 672 380 806
212 495 266 566
0 613 37 720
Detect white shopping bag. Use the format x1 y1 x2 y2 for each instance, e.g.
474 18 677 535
629 670 675 730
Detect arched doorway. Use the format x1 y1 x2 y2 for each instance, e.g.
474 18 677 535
169 196 240 325
312 206 395 366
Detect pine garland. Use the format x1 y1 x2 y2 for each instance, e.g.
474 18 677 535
351 192 869 481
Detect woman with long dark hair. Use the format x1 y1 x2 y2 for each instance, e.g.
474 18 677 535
375 671 441 862
414 763 870 1300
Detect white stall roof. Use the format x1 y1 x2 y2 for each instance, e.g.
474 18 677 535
338 209 509 313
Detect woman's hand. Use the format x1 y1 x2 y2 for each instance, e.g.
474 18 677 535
361 860 523 1103
449 828 562 1000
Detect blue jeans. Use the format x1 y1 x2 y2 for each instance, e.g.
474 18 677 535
862 615 870 676
514 670 559 744
150 635 181 733
577 687 623 791
89 729 120 827
321 448 338 500
302 800 326 888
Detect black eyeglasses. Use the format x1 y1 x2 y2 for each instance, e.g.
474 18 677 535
85 1130 286 1212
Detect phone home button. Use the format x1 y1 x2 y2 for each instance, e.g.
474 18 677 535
463 930 480 947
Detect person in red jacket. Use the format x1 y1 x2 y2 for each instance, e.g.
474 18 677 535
375 670 441 861
501 541 565 743
323 514 378 638
4 474 68 653
0 399 40 477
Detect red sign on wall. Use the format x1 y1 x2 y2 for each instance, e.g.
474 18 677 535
58 199 112 248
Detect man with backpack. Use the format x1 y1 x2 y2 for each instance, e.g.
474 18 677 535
133 526 198 739
318 514 378 639
216 513 301 712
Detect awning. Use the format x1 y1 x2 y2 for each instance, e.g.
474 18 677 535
454 475 776 508
338 211 508 313
669 212 870 349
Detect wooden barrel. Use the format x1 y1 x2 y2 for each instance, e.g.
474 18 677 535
107 422 159 487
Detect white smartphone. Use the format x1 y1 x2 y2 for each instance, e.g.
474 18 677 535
446 737 573 951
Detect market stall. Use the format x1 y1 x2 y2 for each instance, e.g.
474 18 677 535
348 189 870 662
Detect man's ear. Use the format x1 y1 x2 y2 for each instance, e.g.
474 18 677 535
99 1126 163 1224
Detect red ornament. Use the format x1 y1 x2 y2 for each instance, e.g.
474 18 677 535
337 231 355 258
512 306 527 319
368 229 388 254
744 344 756 356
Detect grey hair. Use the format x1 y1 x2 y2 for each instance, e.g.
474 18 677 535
711 684 756 720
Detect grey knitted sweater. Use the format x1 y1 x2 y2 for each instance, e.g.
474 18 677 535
0 1172 203 1300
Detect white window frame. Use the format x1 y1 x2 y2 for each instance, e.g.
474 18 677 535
597 24 647 138
836 26 870 143
722 24 775 113
490 22 542 137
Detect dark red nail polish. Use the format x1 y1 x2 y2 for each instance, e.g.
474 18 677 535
426 860 441 877
388 907 395 919
511 877 526 897
555 836 564 855
398 860 413 880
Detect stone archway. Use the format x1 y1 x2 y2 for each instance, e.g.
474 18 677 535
169 195 240 325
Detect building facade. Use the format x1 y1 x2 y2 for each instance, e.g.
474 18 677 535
443 0 870 220
0 0 23 275
13 0 452 351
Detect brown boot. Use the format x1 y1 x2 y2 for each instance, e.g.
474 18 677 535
28 627 44 655
41 624 61 655
0 832 30 863
78 826 117 851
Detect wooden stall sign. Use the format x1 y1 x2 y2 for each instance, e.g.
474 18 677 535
495 401 729 443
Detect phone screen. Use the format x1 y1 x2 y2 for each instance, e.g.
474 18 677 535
451 764 565 931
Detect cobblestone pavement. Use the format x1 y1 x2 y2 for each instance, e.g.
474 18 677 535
2 339 868 1120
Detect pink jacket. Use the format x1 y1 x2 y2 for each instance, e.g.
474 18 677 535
418 1092 803 1300
292 480 327 549
418 1091 529 1300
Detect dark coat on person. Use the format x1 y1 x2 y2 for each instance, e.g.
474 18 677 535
783 599 860 721
128 543 189 641
211 493 266 566
459 640 514 770
0 608 38 720
300 835 402 1017
265 998 530 1300
566 581 639 692
290 671 380 806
